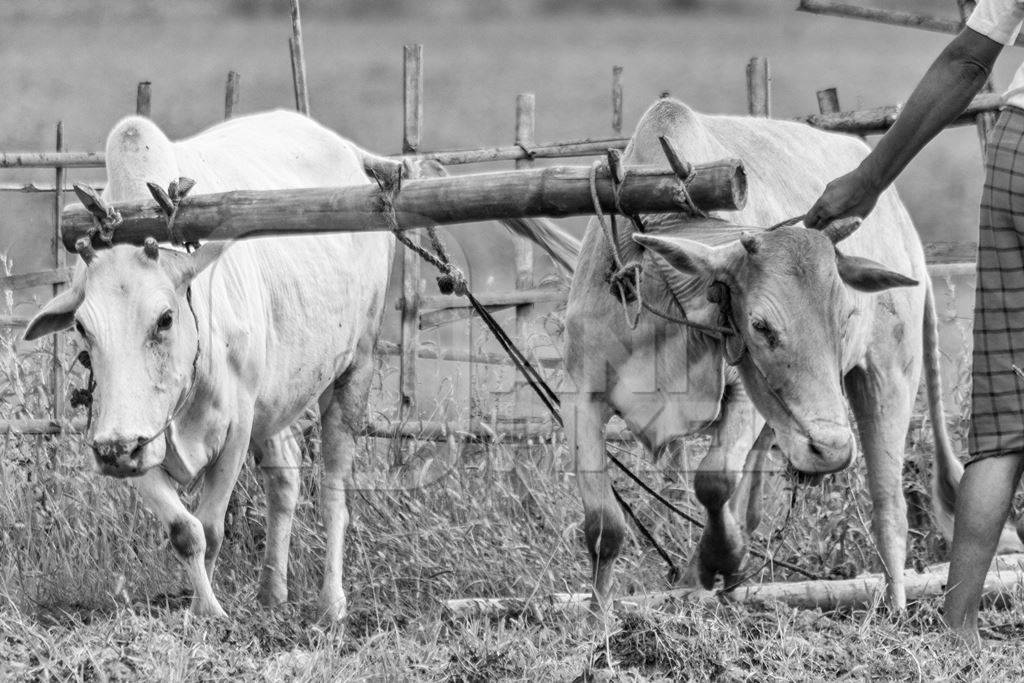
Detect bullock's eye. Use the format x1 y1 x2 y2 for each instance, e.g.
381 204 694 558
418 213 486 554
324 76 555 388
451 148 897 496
156 311 173 332
751 319 779 348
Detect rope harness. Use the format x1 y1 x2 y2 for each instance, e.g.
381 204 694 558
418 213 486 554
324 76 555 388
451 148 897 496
382 156 820 589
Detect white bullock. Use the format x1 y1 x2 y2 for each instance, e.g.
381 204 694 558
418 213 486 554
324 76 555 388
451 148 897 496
564 97 1020 611
26 111 393 619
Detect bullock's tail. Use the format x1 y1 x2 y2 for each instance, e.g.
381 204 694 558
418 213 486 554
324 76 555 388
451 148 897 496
924 281 1024 552
497 216 579 275
360 150 579 275
924 281 960 543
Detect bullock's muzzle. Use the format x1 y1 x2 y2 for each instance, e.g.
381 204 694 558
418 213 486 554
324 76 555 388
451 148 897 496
774 424 855 475
92 436 149 477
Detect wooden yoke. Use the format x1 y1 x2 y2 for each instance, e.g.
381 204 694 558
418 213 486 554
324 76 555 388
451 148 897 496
61 159 748 251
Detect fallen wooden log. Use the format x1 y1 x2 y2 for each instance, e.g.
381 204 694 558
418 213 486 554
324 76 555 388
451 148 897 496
444 554 1024 618
797 0 1024 49
61 160 747 251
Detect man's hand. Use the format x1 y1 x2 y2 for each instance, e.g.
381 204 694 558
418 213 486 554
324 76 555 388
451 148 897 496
804 168 881 231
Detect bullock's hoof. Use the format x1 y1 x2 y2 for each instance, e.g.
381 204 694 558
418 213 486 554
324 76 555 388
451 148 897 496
319 593 348 623
191 599 228 619
697 535 748 590
586 592 615 624
257 579 288 607
256 581 288 610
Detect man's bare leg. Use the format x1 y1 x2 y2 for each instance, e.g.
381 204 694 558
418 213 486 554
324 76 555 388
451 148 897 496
943 452 1024 647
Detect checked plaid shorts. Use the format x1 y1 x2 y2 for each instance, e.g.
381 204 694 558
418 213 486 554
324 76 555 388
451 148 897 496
969 106 1024 462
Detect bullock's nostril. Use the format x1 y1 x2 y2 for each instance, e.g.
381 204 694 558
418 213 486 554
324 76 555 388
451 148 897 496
92 441 120 464
128 437 147 462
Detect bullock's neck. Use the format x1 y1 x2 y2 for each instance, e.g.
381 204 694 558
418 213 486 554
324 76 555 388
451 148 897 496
161 284 230 485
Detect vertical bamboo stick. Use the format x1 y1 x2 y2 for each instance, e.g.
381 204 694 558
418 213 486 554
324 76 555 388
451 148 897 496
136 81 152 117
612 65 623 135
816 87 840 115
290 0 310 116
512 93 536 436
51 121 66 424
403 44 424 153
224 70 241 119
399 44 424 425
288 37 301 112
746 57 771 118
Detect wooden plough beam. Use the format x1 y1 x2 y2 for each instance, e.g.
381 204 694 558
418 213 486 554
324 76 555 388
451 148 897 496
60 158 747 251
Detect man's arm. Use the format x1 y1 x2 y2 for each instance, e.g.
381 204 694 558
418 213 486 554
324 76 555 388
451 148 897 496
805 27 1004 230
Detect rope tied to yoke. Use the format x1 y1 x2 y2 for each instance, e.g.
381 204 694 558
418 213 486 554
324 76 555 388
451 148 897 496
373 163 559 422
587 156 733 337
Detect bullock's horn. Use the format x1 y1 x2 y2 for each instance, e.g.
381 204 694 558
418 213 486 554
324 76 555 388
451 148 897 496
740 232 760 255
73 183 112 223
75 237 96 265
822 217 862 244
143 237 159 261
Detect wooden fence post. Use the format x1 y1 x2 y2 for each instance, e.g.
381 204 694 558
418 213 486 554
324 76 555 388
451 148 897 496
136 81 151 117
512 93 536 438
224 70 240 120
746 57 771 117
51 121 66 426
612 65 623 135
290 0 310 115
398 44 424 432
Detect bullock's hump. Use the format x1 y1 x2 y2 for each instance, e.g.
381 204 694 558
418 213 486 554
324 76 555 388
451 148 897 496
624 97 708 165
104 116 178 203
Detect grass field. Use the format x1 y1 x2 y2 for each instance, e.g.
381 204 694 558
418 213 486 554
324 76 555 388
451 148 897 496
4 3 1024 681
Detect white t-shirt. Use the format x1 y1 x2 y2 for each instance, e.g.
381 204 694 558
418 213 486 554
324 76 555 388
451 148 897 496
968 0 1024 108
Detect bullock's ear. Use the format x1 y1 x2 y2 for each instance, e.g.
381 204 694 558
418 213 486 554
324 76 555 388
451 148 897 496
24 287 85 341
633 233 722 278
160 241 231 290
836 251 918 292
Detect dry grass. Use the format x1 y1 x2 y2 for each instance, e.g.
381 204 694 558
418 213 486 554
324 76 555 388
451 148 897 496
3 321 1024 679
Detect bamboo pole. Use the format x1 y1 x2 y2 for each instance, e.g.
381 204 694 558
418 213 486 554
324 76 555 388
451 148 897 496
421 287 565 312
612 65 624 135
399 43 424 429
0 183 102 193
51 121 66 423
796 92 1004 135
224 70 241 120
375 340 563 368
513 93 536 434
445 555 1024 617
0 412 633 443
289 0 310 115
0 152 105 169
416 137 629 165
746 57 771 118
797 0 1024 48
288 37 301 111
0 268 74 291
136 81 151 117
61 161 748 250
